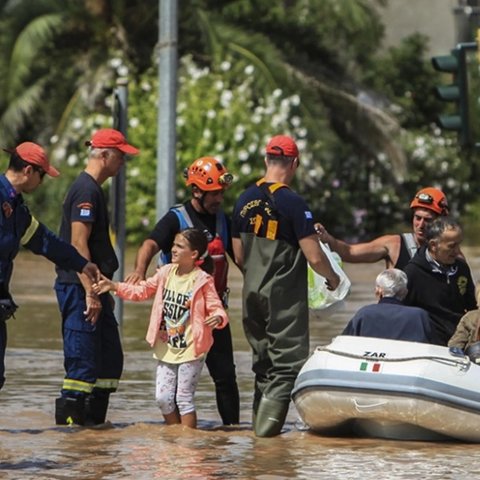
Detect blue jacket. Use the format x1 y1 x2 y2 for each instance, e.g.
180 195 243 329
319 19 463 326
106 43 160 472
342 297 433 343
0 174 87 296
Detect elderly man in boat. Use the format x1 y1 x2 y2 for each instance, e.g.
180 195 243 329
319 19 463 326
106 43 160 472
342 268 433 342
403 216 477 346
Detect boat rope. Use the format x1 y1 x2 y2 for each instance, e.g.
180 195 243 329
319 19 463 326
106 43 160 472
315 346 471 369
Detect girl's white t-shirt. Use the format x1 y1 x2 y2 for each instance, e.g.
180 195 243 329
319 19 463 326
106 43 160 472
153 266 202 363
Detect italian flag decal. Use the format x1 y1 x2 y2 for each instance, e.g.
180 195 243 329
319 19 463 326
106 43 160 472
360 362 382 372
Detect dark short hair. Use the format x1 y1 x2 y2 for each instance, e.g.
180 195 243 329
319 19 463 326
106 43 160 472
8 152 34 172
179 228 214 275
425 215 461 242
265 153 296 165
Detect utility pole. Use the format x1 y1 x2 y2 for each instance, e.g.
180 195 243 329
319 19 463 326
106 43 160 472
454 0 480 42
157 0 178 219
111 78 129 327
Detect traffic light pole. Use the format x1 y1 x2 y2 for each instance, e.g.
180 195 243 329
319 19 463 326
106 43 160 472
432 42 476 147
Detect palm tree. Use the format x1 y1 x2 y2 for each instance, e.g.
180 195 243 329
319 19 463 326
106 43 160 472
0 0 157 145
1 0 452 236
0 0 405 173
189 0 406 179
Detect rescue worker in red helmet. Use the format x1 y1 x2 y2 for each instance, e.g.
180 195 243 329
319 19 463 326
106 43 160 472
316 187 450 270
185 157 233 191
409 187 449 215
125 156 240 426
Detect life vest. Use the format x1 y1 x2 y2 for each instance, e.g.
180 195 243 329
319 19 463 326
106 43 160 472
393 233 418 269
159 205 229 299
401 233 418 259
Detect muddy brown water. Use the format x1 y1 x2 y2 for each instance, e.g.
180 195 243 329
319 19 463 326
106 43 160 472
2 249 480 479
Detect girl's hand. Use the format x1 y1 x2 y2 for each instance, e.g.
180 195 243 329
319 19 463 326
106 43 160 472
204 315 222 328
92 274 116 294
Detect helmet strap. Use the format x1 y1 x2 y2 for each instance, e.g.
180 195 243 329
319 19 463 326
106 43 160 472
191 186 208 213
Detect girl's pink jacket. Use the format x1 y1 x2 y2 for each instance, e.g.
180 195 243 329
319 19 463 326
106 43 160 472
116 264 228 357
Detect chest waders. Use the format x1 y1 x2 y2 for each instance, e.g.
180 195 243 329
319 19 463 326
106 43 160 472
241 233 309 437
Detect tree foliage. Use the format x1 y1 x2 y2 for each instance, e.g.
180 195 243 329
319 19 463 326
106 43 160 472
0 0 477 243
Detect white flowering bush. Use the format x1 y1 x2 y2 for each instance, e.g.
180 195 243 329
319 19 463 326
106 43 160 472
306 122 471 241
400 126 471 216
35 54 309 241
124 54 309 242
35 50 472 244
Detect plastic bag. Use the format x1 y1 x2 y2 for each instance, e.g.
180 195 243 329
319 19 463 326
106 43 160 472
307 242 351 311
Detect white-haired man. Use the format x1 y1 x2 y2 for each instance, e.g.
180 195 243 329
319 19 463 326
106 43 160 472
54 128 139 426
342 268 433 342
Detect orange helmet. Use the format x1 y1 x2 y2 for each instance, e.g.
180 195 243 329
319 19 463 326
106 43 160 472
410 187 449 216
184 157 233 191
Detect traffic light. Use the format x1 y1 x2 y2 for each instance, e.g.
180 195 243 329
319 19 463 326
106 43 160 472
431 46 469 146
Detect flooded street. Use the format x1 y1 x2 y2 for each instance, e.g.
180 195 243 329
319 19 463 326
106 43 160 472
2 249 480 479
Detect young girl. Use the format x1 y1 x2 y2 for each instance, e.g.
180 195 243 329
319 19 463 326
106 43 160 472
93 228 228 428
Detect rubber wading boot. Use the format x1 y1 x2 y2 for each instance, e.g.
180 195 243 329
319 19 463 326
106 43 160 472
252 386 262 425
254 396 289 437
85 394 110 426
55 396 86 426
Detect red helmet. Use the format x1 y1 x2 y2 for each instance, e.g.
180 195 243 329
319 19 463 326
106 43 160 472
410 187 449 215
184 157 233 191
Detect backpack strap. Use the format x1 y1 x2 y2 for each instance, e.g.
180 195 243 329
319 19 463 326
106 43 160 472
215 211 229 248
175 204 228 247
171 204 194 230
254 178 289 240
256 178 288 201
160 205 228 264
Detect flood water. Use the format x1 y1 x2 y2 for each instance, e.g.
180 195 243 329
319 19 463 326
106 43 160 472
2 249 480 479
